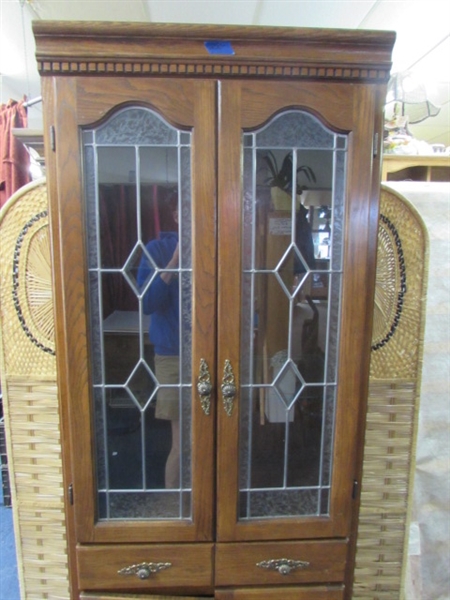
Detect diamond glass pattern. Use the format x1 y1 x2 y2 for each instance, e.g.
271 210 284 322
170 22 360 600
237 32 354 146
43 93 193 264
272 359 304 409
127 361 157 409
239 109 347 519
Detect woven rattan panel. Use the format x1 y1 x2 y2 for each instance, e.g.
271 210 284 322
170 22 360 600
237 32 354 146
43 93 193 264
0 179 70 599
370 187 428 380
353 186 428 600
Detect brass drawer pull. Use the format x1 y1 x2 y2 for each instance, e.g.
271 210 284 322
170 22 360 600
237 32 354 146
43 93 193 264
197 358 212 415
221 359 237 416
118 561 172 579
256 558 310 575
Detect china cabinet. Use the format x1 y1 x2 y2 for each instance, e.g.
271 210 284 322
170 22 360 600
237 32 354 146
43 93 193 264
33 22 395 599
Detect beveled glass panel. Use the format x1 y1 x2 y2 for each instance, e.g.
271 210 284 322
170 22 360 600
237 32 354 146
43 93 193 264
83 106 193 521
239 110 346 520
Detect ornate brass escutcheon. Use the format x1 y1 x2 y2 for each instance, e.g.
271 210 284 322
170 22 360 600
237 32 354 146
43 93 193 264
118 561 172 579
197 358 212 415
221 359 237 416
256 557 310 575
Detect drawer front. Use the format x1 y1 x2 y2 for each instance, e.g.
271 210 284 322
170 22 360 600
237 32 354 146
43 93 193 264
80 594 212 600
77 543 214 591
80 595 212 600
215 540 347 586
215 585 345 600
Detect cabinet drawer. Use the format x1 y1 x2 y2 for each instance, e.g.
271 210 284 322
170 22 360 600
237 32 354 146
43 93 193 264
81 595 211 600
215 585 345 600
80 594 211 600
215 540 347 586
77 543 214 591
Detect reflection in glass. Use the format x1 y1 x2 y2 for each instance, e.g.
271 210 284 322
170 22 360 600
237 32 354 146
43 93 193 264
240 110 347 519
83 107 192 520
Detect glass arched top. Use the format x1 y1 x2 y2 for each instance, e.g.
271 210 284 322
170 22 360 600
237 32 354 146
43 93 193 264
246 110 347 150
83 106 191 146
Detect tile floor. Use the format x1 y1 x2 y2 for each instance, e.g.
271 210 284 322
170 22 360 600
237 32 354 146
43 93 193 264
0 484 20 600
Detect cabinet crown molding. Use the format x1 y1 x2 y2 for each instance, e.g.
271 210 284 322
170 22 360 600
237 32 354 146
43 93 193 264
33 21 395 83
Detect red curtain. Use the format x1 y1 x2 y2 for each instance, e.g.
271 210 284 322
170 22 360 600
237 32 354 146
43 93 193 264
0 99 30 208
99 183 175 318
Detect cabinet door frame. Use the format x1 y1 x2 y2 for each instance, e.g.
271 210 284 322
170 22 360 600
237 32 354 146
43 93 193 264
47 76 217 545
216 79 380 542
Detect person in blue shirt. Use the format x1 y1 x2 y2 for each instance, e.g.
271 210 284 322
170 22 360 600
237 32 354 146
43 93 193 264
137 195 180 489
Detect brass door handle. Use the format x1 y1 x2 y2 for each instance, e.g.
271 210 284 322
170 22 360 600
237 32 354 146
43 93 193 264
221 359 237 416
197 358 212 415
256 558 310 575
118 561 172 579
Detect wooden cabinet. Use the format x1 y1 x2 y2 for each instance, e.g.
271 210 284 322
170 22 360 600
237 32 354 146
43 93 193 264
34 22 394 599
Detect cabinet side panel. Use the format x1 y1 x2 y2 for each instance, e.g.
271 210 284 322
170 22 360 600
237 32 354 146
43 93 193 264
330 83 378 538
343 82 386 600
41 75 80 598
51 77 97 541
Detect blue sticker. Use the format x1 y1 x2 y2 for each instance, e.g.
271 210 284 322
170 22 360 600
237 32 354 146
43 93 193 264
204 40 235 55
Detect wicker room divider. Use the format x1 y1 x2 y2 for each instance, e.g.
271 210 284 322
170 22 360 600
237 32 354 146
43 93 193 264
353 185 428 600
0 179 70 599
0 181 427 600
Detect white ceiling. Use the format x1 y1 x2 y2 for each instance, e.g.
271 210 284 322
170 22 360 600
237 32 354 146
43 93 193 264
1 0 449 146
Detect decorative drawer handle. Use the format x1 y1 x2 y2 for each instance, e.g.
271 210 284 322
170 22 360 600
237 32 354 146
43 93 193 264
118 561 172 579
197 358 212 415
256 558 310 575
221 359 237 416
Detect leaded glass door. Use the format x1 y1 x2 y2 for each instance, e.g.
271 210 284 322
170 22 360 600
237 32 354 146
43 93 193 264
54 77 216 544
238 109 346 522
217 80 378 542
84 105 197 520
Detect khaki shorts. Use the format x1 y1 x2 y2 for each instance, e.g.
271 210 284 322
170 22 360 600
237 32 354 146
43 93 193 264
154 354 180 420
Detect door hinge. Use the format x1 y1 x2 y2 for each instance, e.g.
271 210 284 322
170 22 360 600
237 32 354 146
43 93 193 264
68 483 74 505
50 125 56 152
373 132 379 158
352 479 359 500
